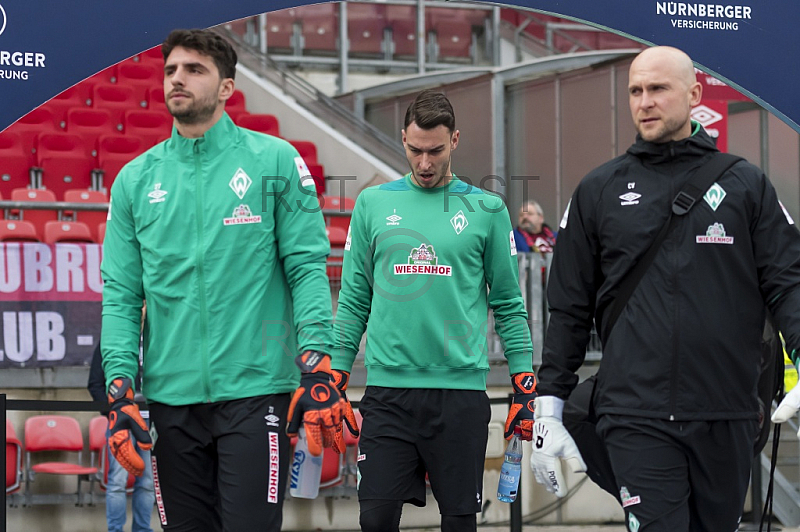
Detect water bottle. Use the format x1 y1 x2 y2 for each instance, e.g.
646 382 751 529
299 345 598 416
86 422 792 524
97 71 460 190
289 427 323 499
497 426 523 503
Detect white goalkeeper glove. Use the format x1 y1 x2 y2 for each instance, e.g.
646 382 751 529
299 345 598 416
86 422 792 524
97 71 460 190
772 363 800 436
530 396 587 497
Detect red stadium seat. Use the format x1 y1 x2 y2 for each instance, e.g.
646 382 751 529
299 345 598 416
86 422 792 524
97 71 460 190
96 135 147 191
10 188 58 236
307 163 326 195
133 45 164 70
225 90 248 121
435 25 473 60
6 107 60 165
93 83 143 128
288 140 319 165
428 8 475 60
322 194 354 232
236 113 281 137
320 447 345 489
43 221 94 244
86 65 118 86
348 3 387 56
326 226 348 247
265 8 296 50
63 189 108 241
124 110 173 147
89 416 134 492
300 3 339 52
24 415 99 503
321 194 355 213
44 84 94 128
147 86 168 113
386 5 417 57
116 61 161 101
6 419 22 494
66 108 119 154
97 222 106 244
0 132 35 193
0 220 39 242
35 132 97 197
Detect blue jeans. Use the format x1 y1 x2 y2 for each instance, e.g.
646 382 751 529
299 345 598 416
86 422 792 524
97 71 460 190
106 426 155 532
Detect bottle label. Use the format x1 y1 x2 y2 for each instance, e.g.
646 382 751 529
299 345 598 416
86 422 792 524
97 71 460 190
497 463 521 499
290 449 306 490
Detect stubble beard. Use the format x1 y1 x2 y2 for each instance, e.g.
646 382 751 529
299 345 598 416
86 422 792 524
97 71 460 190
168 97 218 126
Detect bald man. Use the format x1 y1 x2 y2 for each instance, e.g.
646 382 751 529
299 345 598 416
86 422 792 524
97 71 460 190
530 46 800 530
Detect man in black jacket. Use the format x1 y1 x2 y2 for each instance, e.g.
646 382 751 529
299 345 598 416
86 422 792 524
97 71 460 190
530 45 800 531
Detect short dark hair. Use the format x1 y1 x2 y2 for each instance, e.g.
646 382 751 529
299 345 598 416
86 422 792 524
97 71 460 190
404 90 455 132
162 29 237 80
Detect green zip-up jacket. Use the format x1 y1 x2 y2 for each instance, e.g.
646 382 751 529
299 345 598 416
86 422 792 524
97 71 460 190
101 114 333 405
332 175 533 389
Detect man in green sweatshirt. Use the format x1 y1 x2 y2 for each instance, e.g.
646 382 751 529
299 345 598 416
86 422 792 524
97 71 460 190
332 90 536 532
101 29 343 531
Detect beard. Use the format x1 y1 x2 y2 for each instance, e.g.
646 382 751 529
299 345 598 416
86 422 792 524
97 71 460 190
168 94 218 125
519 220 538 233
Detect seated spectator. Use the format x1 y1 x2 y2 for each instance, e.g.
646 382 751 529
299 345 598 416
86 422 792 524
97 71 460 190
514 200 556 253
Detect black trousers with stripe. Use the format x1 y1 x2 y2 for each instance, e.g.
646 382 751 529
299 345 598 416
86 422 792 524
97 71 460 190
148 394 292 532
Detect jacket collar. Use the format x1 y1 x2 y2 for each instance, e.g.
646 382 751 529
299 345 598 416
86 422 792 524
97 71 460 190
167 112 237 159
627 121 719 164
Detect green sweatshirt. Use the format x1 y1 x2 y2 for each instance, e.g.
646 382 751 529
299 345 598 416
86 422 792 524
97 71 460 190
101 114 333 405
332 175 533 389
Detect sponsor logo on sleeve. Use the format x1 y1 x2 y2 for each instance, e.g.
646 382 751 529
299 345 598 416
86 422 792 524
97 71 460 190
293 157 316 189
560 200 571 229
779 201 795 225
510 231 517 256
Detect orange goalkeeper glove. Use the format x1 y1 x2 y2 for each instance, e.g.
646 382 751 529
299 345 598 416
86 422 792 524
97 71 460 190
331 370 360 454
287 351 344 456
505 372 537 441
107 377 152 477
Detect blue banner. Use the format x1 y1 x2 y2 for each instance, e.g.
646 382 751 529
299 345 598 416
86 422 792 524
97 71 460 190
0 0 797 132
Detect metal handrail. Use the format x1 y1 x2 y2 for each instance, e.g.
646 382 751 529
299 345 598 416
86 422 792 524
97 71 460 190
219 27 408 173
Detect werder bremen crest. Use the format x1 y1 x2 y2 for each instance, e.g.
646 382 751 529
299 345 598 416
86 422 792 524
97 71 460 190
703 183 726 211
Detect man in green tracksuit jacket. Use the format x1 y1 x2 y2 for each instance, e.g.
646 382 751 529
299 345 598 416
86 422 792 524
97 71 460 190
101 29 343 532
331 90 536 532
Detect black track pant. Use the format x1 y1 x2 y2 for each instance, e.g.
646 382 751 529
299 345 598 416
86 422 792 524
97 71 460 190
148 394 292 532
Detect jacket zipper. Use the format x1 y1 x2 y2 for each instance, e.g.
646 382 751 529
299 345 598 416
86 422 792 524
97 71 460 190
668 150 679 421
193 141 212 403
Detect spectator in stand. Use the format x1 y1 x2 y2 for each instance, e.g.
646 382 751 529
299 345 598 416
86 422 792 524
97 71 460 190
88 305 154 532
513 200 556 253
